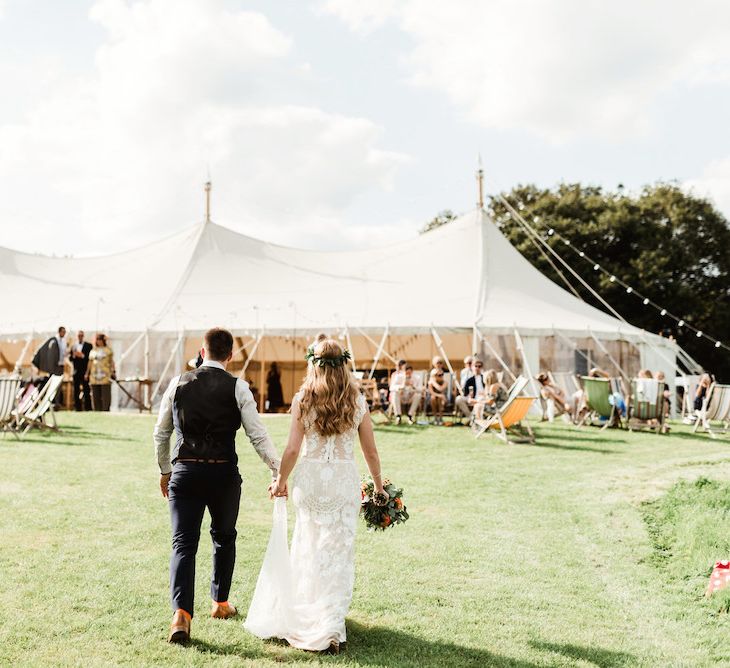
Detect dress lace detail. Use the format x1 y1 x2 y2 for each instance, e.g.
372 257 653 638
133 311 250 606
244 392 368 651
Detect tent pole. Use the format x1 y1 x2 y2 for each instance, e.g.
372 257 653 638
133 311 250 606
471 324 479 356
587 328 629 382
368 326 389 380
14 330 34 374
345 325 357 371
259 336 266 412
117 330 146 365
150 332 184 404
240 331 263 378
431 326 463 395
143 329 150 408
356 327 398 365
475 328 517 382
514 329 539 397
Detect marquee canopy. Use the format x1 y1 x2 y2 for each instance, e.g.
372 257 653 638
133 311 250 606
0 209 667 343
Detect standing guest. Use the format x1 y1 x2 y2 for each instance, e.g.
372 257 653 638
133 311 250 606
428 368 448 425
86 333 116 411
31 326 68 407
266 362 284 413
70 330 92 411
460 356 474 386
694 373 712 412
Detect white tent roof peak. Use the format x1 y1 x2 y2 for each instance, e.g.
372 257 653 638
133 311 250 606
0 209 662 342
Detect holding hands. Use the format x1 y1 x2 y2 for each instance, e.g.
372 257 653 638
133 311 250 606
268 477 288 500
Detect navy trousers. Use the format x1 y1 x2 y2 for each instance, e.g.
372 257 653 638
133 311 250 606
168 462 242 617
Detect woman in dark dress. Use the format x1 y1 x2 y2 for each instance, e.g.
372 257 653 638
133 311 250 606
266 362 284 412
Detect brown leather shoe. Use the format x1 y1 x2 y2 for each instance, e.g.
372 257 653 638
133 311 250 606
168 609 191 644
211 601 238 619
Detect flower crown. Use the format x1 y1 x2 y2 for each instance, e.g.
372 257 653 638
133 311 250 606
305 344 352 368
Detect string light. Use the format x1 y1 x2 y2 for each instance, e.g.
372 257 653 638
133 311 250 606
498 199 730 355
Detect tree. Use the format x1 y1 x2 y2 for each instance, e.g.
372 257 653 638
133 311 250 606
420 209 457 234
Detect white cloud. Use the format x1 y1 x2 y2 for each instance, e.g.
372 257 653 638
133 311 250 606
686 158 730 218
321 0 730 143
0 0 407 255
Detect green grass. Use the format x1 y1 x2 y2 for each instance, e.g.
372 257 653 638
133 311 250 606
3 415 730 667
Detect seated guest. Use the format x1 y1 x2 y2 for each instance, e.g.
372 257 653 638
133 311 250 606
431 356 446 376
391 365 423 424
535 372 573 421
480 369 509 415
460 356 474 386
428 368 448 425
455 358 486 419
389 360 407 396
637 368 653 379
655 370 671 417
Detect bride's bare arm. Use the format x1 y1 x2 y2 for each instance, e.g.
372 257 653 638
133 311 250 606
358 412 386 495
271 400 305 498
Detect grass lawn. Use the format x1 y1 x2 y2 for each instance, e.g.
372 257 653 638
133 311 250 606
2 414 730 667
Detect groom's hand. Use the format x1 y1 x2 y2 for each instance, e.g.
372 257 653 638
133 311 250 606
160 473 171 498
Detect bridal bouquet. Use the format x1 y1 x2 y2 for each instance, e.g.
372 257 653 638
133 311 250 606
360 478 409 531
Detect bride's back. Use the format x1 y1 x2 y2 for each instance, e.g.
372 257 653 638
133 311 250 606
295 339 366 463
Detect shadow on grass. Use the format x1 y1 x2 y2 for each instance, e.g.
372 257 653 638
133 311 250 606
529 640 635 667
187 620 543 667
532 440 618 455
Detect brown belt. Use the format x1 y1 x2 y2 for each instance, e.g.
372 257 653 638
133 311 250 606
176 458 230 464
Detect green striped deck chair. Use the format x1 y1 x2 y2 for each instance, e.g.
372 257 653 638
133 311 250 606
628 379 666 433
693 383 730 438
577 376 621 429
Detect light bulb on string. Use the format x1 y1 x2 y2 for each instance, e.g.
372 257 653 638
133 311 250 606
716 341 722 348
678 319 684 327
548 228 554 236
626 287 633 293
643 298 649 305
660 309 667 316
593 264 600 271
609 275 616 282
564 239 570 245
696 331 703 337
579 252 585 257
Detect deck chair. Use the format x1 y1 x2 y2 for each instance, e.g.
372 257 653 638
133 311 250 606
693 383 730 438
538 372 581 422
628 378 666 433
359 378 391 423
680 375 702 419
0 376 22 439
472 376 536 443
16 374 63 435
577 376 623 429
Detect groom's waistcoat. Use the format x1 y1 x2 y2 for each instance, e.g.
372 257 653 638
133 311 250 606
172 366 241 464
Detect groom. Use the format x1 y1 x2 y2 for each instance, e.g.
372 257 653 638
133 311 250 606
153 327 281 644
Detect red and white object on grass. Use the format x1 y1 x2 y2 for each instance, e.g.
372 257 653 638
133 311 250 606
706 561 730 596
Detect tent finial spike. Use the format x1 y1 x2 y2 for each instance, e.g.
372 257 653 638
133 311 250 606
204 179 212 224
476 154 484 210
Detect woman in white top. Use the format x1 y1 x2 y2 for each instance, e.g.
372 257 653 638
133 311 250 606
245 339 387 654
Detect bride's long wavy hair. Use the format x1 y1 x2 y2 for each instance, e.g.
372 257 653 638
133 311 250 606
298 339 360 437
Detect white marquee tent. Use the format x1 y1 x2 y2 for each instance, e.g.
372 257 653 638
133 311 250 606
0 208 678 408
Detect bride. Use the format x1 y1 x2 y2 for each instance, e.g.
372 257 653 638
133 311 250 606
244 338 387 654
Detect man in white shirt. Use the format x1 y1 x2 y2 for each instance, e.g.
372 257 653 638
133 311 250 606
391 364 423 424
460 356 474 386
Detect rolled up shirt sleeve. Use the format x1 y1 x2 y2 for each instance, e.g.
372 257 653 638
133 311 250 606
235 378 280 478
153 377 179 475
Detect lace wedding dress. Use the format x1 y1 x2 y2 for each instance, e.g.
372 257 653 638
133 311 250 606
244 392 368 651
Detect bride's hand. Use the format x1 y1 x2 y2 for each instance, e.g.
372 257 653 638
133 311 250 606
268 479 288 500
373 488 389 505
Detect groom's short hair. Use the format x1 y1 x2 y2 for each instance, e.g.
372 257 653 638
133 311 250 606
204 327 234 361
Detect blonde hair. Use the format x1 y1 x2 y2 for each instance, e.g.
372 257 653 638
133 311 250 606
298 339 360 437
484 369 498 385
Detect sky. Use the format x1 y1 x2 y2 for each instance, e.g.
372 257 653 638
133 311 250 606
1 0 729 256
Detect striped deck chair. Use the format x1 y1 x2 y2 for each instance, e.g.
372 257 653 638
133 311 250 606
628 378 666 433
577 377 622 429
16 374 63 435
0 376 22 439
693 383 730 438
472 376 536 443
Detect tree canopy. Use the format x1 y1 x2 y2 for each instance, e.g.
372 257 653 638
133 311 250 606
423 183 730 380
